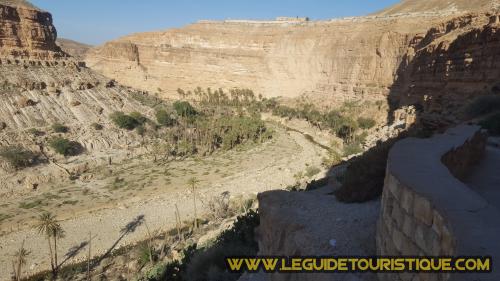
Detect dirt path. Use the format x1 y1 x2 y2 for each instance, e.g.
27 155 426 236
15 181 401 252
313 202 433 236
0 123 329 280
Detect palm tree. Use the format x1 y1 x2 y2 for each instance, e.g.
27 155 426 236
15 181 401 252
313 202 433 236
12 240 30 281
187 177 200 229
35 212 64 278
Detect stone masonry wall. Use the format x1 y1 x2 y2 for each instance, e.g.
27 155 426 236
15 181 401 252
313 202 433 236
376 125 499 281
376 171 456 281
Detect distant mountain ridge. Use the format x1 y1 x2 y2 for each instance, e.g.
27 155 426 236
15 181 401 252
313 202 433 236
57 38 92 60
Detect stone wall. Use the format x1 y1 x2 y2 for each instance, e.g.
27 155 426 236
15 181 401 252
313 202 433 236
376 125 500 281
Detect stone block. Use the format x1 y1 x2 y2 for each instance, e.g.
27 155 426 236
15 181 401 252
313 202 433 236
401 186 414 214
441 226 456 256
431 210 445 237
384 216 395 237
392 203 405 228
414 223 437 255
392 227 406 252
431 235 441 256
383 192 395 219
386 235 399 255
402 214 416 238
413 194 433 226
388 174 402 200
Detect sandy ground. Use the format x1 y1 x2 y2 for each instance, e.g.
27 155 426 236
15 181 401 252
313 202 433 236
0 122 329 279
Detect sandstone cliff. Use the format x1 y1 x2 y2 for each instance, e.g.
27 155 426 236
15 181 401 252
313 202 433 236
0 0 66 59
391 13 500 128
86 0 499 124
86 16 444 102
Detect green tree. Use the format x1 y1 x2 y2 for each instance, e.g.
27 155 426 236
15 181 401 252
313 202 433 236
156 109 175 126
187 177 200 230
51 123 69 133
130 112 148 125
49 137 80 156
110 111 139 130
35 212 65 278
173 101 197 118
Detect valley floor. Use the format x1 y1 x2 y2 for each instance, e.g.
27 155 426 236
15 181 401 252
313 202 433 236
0 122 329 279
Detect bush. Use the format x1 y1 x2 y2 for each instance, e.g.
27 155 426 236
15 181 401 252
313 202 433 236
52 123 69 133
0 146 37 169
331 117 358 142
305 166 321 178
206 193 231 221
27 128 44 137
479 113 500 135
173 101 197 118
138 244 157 266
130 112 148 125
91 123 103 130
49 137 82 156
110 111 139 130
357 117 376 129
464 95 500 118
343 141 363 157
322 148 342 168
156 109 175 126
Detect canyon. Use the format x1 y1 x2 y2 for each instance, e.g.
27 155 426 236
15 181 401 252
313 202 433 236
0 0 499 280
86 0 499 124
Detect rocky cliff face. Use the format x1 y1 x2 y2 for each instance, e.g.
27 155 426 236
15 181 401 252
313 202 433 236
0 0 66 59
86 16 448 102
86 0 499 122
390 13 500 127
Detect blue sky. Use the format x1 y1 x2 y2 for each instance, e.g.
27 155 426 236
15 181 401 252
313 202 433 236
31 0 400 46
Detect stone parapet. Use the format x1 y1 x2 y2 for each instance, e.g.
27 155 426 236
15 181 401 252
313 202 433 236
376 125 500 281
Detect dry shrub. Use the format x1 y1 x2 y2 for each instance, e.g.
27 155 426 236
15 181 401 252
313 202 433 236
0 146 38 169
205 192 231 221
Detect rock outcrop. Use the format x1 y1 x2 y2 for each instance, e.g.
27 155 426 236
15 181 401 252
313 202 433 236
86 14 449 101
390 13 500 128
0 0 66 59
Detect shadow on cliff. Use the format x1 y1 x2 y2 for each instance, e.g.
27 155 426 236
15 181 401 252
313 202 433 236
331 15 500 203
